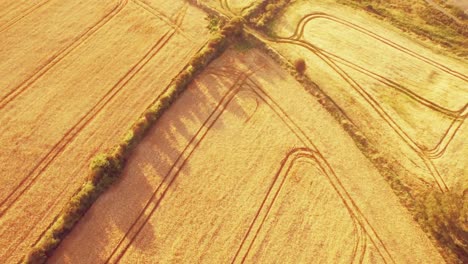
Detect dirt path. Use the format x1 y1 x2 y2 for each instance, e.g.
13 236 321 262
51 49 444 264
0 0 209 262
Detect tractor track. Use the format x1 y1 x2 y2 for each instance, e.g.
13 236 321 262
0 0 51 33
104 69 256 264
231 148 371 264
1 6 190 262
288 12 468 81
0 0 186 220
0 0 129 110
316 47 468 156
318 48 463 118
425 105 467 158
28 36 210 263
103 68 394 263
133 0 194 41
271 36 449 191
263 11 468 191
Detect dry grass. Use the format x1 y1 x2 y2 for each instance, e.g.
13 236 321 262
337 0 468 58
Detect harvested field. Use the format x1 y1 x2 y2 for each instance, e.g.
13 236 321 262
51 49 444 264
0 0 209 262
266 0 468 191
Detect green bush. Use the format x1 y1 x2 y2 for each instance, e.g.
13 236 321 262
205 14 224 33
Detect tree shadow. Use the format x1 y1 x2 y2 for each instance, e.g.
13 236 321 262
53 48 264 263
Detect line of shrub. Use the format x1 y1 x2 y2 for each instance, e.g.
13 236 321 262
244 29 467 263
337 0 468 58
24 17 243 264
187 0 229 21
244 0 291 29
417 187 468 263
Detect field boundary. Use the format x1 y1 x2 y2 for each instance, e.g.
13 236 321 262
103 68 394 263
23 10 243 263
244 22 466 264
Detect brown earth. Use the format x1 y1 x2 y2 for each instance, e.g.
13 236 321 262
0 0 209 262
50 48 444 264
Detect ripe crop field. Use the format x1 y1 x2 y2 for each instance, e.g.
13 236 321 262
266 0 467 192
1 0 466 263
0 0 209 262
51 49 443 263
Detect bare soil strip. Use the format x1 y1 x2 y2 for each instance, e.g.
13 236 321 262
51 49 443 264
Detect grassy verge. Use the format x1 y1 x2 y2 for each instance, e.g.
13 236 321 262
24 17 243 264
244 29 467 263
337 0 468 58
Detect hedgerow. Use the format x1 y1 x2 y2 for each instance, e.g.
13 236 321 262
24 17 242 264
245 0 292 29
417 187 468 263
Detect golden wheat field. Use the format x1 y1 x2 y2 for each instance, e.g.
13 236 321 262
0 0 466 263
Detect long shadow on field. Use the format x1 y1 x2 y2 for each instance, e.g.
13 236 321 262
56 52 257 263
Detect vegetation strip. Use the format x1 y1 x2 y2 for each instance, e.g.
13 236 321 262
244 0 292 29
24 15 243 264
336 0 468 58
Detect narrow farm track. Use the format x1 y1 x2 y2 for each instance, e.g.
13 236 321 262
0 0 210 262
0 0 129 109
0 4 188 218
0 0 51 33
51 49 444 263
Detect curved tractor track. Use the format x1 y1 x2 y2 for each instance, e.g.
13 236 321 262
0 1 188 218
102 67 395 264
289 12 468 81
269 12 468 192
231 148 370 264
219 0 232 13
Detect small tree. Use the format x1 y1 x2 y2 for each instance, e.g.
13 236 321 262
294 58 306 75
